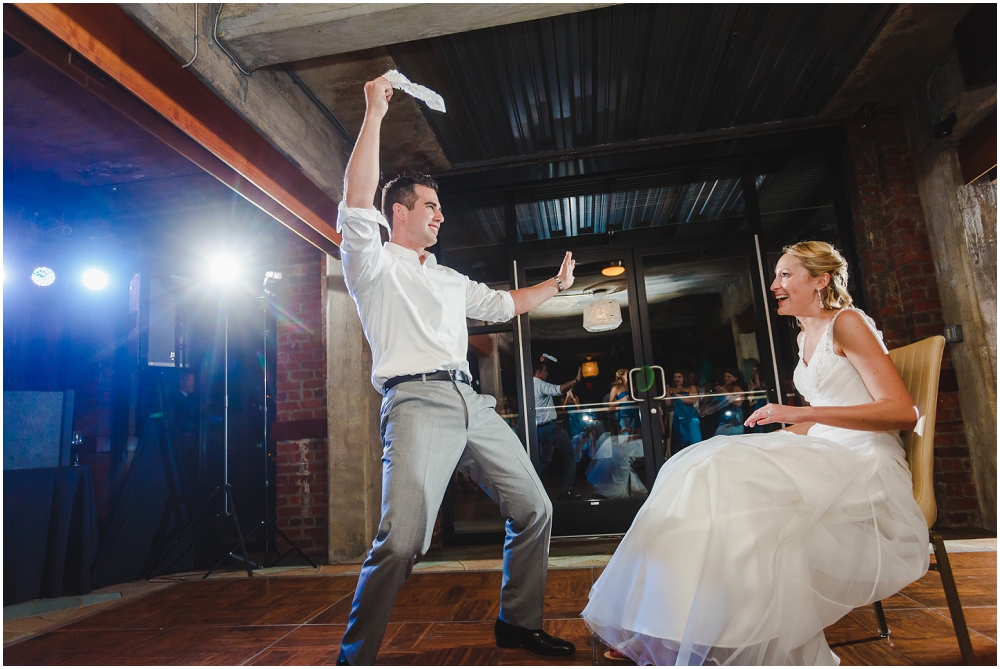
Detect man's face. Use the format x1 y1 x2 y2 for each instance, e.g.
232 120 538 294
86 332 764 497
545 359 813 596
535 365 548 380
392 184 443 249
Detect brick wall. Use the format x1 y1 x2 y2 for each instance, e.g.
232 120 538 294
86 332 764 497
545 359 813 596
273 238 329 558
843 105 982 528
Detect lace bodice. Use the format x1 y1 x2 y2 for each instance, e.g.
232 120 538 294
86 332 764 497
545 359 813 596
792 308 887 407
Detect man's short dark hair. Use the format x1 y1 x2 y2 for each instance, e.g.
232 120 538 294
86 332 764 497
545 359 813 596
533 361 547 375
381 174 439 227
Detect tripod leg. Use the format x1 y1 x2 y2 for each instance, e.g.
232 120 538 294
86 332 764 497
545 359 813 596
226 484 254 578
144 485 222 579
216 522 265 569
272 523 319 568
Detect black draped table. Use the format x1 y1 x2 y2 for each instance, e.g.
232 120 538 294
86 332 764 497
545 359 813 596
4 466 100 605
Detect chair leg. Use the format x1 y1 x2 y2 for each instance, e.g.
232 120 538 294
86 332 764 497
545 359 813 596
930 531 975 665
872 600 890 638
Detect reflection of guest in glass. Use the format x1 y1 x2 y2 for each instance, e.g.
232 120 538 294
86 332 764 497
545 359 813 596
666 370 701 451
744 359 769 433
608 369 638 434
686 370 704 395
572 423 599 464
532 358 582 498
713 369 746 436
562 388 588 442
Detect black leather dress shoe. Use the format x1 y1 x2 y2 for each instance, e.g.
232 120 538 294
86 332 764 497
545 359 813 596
494 617 576 656
336 649 350 665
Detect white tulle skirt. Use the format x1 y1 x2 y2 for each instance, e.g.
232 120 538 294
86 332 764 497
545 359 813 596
582 428 929 666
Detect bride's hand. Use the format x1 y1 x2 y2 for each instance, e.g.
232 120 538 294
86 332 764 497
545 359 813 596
744 403 810 427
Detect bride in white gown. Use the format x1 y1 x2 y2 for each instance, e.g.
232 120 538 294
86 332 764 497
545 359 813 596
582 242 930 666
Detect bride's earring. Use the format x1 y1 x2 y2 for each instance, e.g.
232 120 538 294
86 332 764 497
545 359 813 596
817 289 823 308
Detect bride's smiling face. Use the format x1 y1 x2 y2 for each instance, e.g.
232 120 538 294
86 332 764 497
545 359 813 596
770 254 827 317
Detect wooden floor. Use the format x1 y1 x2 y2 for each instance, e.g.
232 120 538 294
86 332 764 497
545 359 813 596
5 551 995 665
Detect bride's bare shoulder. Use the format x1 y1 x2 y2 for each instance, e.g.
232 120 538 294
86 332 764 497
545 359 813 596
832 309 884 356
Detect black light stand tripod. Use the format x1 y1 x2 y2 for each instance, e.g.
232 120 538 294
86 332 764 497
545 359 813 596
217 271 317 570
147 298 255 579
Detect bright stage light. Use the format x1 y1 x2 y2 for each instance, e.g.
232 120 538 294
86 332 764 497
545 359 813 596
82 268 109 290
31 267 56 286
208 254 241 284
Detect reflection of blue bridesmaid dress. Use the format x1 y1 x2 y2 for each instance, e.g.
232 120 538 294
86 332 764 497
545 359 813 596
670 392 701 450
614 391 639 432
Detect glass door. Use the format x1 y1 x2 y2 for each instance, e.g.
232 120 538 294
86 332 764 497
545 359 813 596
520 251 653 535
634 247 781 471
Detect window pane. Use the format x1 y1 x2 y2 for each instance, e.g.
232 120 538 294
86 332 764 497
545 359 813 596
515 169 748 243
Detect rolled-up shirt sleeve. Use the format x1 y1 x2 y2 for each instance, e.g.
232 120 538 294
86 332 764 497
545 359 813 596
535 378 563 397
465 278 515 323
337 201 390 289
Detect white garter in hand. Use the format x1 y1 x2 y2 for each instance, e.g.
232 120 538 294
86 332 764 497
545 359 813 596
382 70 446 113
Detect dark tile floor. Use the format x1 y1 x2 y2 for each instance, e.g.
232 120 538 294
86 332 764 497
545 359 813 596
4 552 995 665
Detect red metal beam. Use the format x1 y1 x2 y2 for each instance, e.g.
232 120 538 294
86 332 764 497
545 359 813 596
12 3 343 252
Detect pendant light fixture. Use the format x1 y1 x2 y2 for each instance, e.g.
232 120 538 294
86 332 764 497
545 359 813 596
583 298 622 332
601 260 625 277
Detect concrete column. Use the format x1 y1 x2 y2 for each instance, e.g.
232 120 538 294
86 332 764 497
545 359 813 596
905 103 998 531
325 256 384 562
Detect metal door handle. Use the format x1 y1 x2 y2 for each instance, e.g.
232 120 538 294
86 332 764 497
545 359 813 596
651 365 668 400
628 367 643 402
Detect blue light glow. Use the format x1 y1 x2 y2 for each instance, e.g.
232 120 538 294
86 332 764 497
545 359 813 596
31 267 56 287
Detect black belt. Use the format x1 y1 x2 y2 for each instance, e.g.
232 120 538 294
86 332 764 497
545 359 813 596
383 370 472 393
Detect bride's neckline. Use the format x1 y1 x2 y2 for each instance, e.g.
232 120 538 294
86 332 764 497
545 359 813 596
800 311 844 367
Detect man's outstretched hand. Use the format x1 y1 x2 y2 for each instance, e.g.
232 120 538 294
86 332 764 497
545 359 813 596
556 251 577 290
364 78 393 120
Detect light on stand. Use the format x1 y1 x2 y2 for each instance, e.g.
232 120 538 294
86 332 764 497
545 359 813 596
82 268 109 290
237 270 315 568
207 253 241 285
262 271 282 297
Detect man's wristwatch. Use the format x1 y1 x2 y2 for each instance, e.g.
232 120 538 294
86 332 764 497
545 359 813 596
554 277 567 292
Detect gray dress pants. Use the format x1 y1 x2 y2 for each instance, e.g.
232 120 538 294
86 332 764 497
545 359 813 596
339 379 553 665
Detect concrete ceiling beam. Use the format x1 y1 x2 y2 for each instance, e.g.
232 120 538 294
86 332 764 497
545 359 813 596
821 4 974 119
217 3 619 68
120 3 350 202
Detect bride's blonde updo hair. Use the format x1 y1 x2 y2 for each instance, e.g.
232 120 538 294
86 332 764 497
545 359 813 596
782 241 853 311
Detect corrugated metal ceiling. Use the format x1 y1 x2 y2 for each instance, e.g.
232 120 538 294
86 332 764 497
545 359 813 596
389 4 893 167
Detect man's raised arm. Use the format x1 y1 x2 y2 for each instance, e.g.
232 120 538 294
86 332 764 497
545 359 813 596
344 78 392 209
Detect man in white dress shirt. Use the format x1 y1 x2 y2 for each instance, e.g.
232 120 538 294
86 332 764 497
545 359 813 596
335 77 578 665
